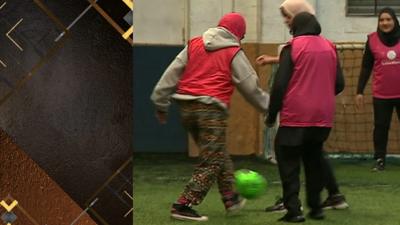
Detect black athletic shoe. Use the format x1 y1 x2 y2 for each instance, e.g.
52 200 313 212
321 194 349 210
307 209 325 220
372 158 385 171
170 203 208 221
278 213 305 223
265 197 287 213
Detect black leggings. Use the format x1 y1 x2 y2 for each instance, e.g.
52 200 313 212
276 142 325 215
323 154 339 196
373 98 400 159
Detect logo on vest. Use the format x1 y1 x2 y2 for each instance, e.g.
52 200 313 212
382 50 400 65
387 50 397 60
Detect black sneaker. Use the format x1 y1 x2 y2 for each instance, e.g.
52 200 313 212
372 158 385 171
171 203 208 221
265 197 287 213
223 193 246 214
307 209 325 220
321 194 349 210
278 213 305 223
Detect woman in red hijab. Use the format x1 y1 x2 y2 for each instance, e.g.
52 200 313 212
151 12 269 222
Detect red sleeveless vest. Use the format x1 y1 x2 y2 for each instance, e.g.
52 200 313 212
177 37 240 106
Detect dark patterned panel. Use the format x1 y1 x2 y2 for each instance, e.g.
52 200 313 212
86 159 133 224
0 0 67 101
0 130 97 225
0 1 132 224
87 0 132 45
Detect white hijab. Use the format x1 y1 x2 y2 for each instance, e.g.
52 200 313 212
280 0 315 17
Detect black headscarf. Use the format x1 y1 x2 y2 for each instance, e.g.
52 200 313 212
377 7 400 47
291 12 321 37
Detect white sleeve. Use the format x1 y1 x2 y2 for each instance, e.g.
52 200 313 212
231 50 270 112
150 46 188 112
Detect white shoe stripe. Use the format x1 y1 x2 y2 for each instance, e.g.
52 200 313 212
171 213 209 221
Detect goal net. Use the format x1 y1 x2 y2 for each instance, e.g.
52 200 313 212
263 42 400 159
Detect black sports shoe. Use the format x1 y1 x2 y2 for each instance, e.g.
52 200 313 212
372 158 385 171
223 193 246 214
265 197 287 213
278 213 305 223
321 194 349 210
171 203 208 221
307 209 325 220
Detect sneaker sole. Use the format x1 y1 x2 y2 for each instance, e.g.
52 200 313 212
323 202 349 210
171 213 209 221
226 199 247 215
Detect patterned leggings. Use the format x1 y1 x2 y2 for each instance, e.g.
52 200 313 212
177 100 235 205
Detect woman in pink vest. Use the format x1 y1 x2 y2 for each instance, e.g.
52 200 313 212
355 7 400 171
265 12 345 222
262 0 348 218
151 13 269 222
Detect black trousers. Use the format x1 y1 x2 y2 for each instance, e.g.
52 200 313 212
323 154 339 196
275 127 339 196
276 142 325 215
373 98 400 160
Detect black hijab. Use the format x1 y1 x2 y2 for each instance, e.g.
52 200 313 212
291 12 321 37
377 7 400 47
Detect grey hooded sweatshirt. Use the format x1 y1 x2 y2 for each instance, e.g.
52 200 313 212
151 27 269 113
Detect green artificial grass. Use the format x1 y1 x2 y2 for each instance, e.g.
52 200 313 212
133 154 400 225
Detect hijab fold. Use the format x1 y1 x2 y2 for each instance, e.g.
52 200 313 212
291 12 321 37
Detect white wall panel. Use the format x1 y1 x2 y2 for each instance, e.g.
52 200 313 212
233 0 259 42
261 0 289 43
316 0 376 42
189 0 238 40
189 0 259 42
133 0 384 44
133 0 184 45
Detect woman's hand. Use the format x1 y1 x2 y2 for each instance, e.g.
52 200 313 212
256 55 279 66
355 94 364 111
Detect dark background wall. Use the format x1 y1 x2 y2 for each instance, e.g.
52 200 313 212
133 45 187 153
0 1 132 224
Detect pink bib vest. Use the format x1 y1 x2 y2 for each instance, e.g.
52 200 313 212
368 32 400 99
280 36 337 127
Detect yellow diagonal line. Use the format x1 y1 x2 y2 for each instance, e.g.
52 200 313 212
122 0 133 10
122 26 133 39
33 0 67 31
87 0 133 45
0 200 18 212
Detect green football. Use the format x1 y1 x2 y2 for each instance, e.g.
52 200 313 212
234 169 267 199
